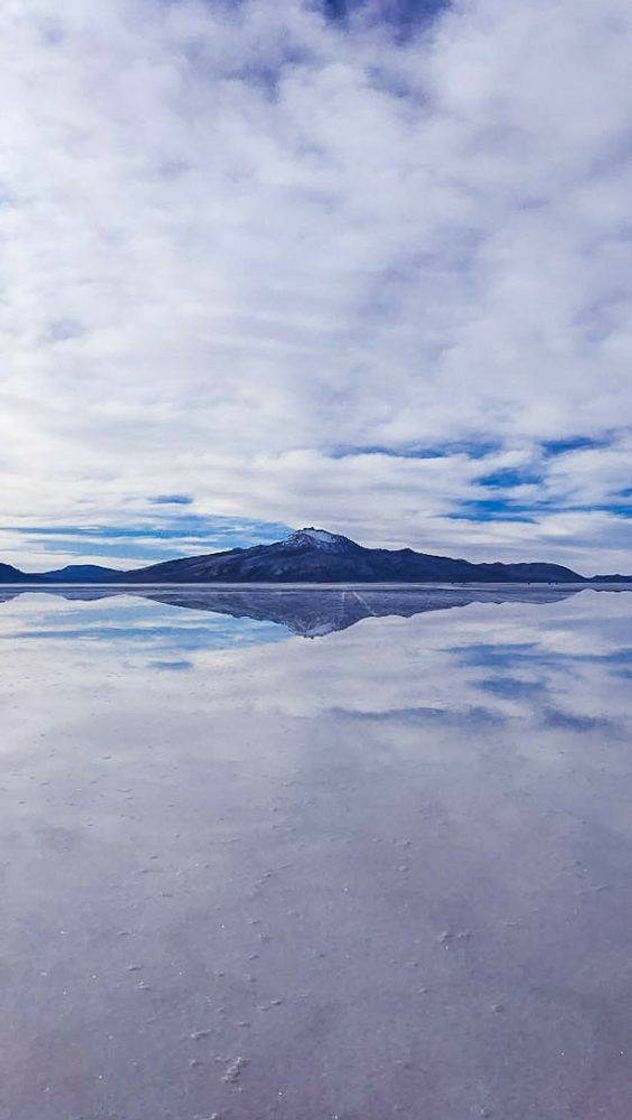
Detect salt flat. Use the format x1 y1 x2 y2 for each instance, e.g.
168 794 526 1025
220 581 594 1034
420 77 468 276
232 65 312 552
1 587 631 1120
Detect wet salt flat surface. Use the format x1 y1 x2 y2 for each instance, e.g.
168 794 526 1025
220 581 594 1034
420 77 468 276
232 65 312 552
1 585 632 1120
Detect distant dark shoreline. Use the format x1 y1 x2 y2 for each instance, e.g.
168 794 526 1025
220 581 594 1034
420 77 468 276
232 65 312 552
3 580 631 590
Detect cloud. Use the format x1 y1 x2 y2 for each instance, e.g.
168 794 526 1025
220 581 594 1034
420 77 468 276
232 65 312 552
2 0 632 569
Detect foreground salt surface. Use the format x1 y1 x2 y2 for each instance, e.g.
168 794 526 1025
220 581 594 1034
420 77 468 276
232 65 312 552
1 589 632 1119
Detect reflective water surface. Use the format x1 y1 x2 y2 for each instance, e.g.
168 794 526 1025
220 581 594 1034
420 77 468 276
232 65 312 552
2 587 632 1119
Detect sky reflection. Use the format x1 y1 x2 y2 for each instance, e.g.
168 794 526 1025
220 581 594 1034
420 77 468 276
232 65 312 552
1 590 632 1119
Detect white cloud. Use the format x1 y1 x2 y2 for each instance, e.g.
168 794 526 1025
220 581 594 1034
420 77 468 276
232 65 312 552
2 0 632 569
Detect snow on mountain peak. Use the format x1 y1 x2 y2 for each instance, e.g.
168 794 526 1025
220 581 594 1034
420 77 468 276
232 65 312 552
288 527 352 551
300 528 338 542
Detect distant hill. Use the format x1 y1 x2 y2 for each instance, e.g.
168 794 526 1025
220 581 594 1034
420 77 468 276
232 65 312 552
2 527 630 584
0 562 41 583
41 564 121 582
586 573 632 583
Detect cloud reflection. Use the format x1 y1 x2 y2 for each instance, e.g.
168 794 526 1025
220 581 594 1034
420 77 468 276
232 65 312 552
2 587 632 1118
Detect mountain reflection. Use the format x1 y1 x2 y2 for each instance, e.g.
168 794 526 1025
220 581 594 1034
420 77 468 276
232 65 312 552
3 581 632 1120
0 584 583 638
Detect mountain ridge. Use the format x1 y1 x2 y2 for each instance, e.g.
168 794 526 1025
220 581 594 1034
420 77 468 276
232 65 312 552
41 564 121 582
0 562 38 583
3 526 630 584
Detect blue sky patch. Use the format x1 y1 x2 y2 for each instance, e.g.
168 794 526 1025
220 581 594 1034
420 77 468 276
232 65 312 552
2 516 293 567
447 498 537 523
478 466 542 488
542 435 610 456
322 0 449 37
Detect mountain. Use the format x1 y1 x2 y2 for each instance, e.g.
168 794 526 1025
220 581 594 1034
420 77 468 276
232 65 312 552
120 527 587 584
2 527 630 584
41 564 121 582
0 562 42 583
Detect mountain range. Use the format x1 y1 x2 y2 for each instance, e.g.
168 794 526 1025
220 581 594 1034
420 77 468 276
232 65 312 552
2 527 630 584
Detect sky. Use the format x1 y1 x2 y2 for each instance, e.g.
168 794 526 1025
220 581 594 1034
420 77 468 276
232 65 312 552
2 0 632 575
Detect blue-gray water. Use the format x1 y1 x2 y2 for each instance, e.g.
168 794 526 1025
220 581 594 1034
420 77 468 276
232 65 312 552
1 586 632 1119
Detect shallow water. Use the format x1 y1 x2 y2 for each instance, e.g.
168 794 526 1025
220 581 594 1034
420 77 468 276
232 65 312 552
1 586 632 1119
